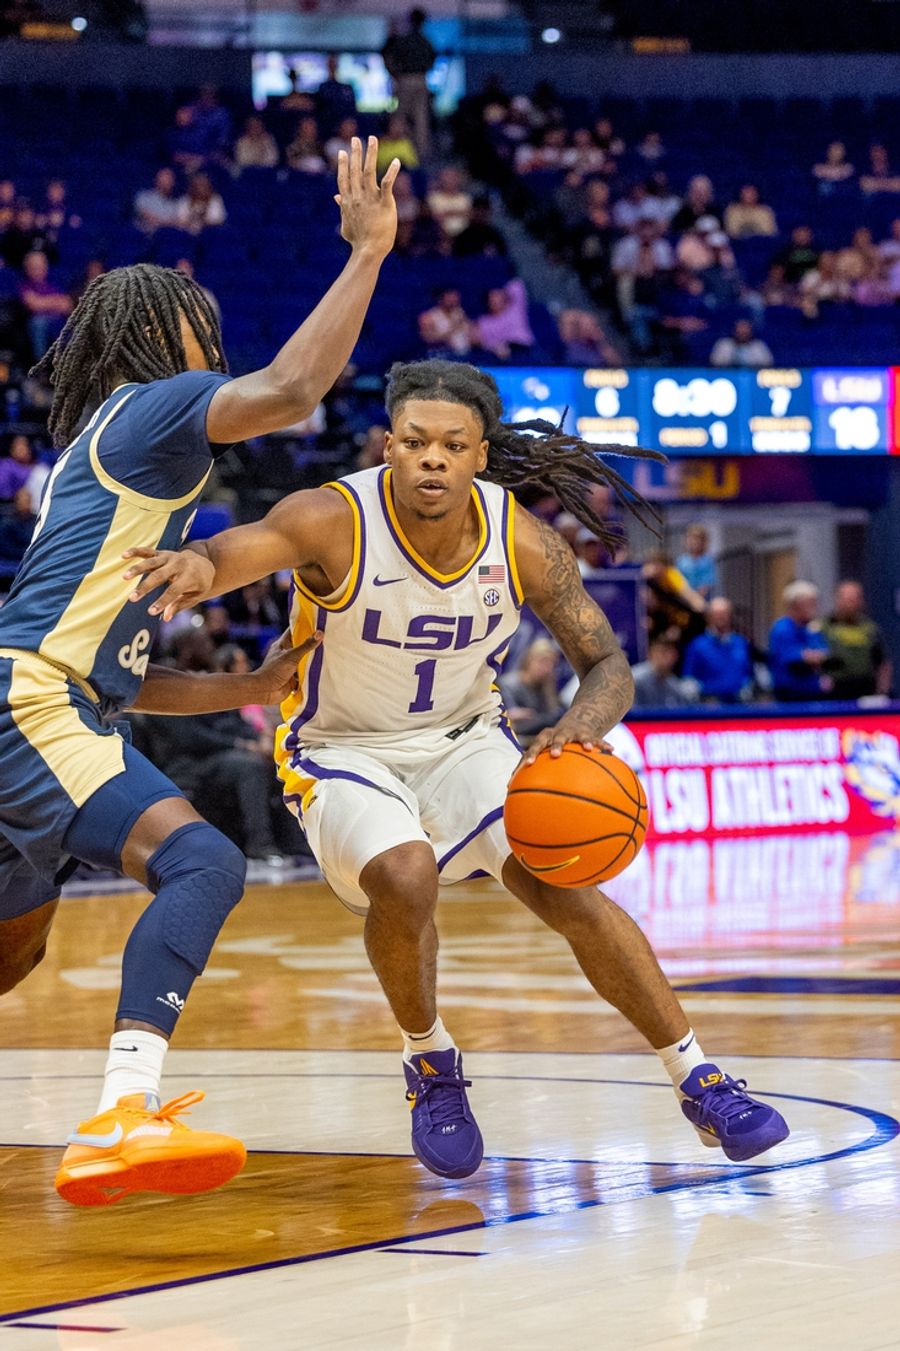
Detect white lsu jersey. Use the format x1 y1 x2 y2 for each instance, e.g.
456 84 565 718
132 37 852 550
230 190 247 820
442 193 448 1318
275 465 524 765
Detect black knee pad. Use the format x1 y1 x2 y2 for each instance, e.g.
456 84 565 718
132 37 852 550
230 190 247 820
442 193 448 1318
146 823 246 973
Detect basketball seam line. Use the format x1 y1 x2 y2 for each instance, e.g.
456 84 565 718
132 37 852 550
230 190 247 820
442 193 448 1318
555 747 646 809
506 787 645 823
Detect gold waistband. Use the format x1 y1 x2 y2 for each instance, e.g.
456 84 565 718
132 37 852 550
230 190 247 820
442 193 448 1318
0 648 100 705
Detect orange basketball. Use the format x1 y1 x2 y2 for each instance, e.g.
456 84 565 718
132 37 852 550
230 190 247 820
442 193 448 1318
504 744 648 888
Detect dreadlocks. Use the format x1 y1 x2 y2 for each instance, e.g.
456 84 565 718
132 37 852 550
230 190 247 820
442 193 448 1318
31 263 227 448
385 359 664 548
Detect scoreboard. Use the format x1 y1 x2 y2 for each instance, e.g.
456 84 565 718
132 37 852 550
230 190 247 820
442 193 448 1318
489 365 900 455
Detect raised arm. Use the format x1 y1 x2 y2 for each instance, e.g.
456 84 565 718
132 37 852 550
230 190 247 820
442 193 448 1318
124 486 354 619
204 136 400 443
514 506 634 765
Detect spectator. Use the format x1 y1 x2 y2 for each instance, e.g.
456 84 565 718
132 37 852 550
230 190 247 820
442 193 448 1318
0 434 37 500
37 179 80 236
612 183 652 233
670 175 720 234
710 319 773 368
174 257 221 327
356 424 387 470
798 250 852 316
149 645 287 863
316 53 357 134
499 638 563 739
768 580 831 702
234 115 279 171
700 232 746 309
175 173 227 233
657 269 710 356
418 287 473 355
18 250 72 359
168 105 207 176
286 116 327 174
382 7 436 159
643 553 707 644
878 217 900 265
836 227 878 283
0 179 16 231
855 255 895 307
676 525 717 599
557 308 622 366
683 598 753 704
724 184 778 238
427 167 473 241
22 441 51 512
812 140 855 191
475 278 535 361
644 171 681 229
760 262 797 307
514 127 568 175
636 130 666 164
324 116 359 170
631 635 699 709
0 487 36 577
563 128 607 177
611 219 674 354
592 117 624 158
70 257 106 306
376 113 419 174
133 168 181 234
822 580 891 700
452 195 507 257
774 224 819 284
189 85 232 164
676 216 719 273
575 528 616 576
1 200 55 269
279 68 316 115
860 143 900 194
570 195 615 300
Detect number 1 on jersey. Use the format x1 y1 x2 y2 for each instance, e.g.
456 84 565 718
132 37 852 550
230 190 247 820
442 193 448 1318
408 658 437 714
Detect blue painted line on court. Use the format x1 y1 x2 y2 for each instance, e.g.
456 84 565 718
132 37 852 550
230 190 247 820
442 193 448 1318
0 1079 896 1325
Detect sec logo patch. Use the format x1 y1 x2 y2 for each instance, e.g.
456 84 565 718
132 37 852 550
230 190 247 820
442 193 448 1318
483 588 500 607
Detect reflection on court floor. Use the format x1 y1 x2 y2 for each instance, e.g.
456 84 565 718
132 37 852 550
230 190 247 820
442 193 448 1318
1 831 900 1347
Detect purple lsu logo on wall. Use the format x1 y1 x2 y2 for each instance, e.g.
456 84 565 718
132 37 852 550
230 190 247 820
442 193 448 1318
362 609 504 651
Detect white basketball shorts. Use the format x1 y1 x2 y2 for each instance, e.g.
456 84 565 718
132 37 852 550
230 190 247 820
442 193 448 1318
281 715 521 914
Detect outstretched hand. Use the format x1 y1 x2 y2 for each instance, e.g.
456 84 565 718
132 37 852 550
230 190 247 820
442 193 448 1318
253 629 323 704
123 547 216 621
335 135 400 260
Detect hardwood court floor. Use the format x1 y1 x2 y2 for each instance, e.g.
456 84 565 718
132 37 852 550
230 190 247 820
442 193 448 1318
1 830 900 1348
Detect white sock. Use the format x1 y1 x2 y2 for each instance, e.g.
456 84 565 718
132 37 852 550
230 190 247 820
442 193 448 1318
401 1016 456 1062
96 1031 168 1114
657 1029 709 1094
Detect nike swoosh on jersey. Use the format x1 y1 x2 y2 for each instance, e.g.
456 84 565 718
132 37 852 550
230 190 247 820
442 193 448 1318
66 1123 125 1149
373 575 407 586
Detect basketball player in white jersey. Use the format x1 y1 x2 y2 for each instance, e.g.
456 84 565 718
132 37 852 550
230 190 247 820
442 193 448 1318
125 360 789 1176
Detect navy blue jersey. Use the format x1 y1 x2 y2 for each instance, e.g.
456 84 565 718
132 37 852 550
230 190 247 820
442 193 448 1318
0 370 231 709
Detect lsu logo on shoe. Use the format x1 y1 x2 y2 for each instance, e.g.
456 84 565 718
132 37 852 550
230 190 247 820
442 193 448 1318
699 1072 725 1089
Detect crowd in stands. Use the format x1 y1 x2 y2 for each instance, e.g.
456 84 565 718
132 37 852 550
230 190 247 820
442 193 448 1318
464 79 900 363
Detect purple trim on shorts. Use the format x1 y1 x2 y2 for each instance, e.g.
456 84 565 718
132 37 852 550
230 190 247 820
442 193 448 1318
376 468 491 590
296 756 412 812
284 609 327 748
437 806 504 874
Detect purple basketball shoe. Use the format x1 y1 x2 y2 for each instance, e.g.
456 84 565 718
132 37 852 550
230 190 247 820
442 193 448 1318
680 1063 790 1162
403 1048 484 1179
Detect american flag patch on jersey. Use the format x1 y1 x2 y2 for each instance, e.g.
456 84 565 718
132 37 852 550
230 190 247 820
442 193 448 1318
478 564 506 584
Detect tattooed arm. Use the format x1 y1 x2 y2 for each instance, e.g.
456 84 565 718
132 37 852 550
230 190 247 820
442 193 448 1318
513 506 634 764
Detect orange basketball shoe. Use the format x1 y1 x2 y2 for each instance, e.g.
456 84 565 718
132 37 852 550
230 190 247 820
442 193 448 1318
55 1090 247 1207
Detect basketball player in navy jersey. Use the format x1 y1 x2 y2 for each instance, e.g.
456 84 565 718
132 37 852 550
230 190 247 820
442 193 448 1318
0 137 400 1204
127 361 790 1179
